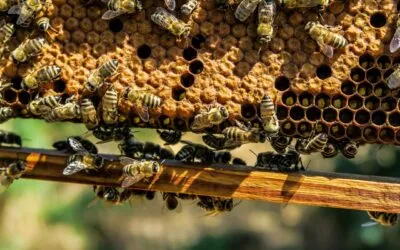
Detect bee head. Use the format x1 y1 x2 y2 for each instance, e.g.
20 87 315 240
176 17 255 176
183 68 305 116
103 187 118 201
304 22 315 31
94 156 104 168
258 131 267 143
11 49 25 64
152 162 160 173
219 106 229 119
16 160 26 171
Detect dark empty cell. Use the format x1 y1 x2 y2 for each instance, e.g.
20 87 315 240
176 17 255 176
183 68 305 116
274 76 290 91
191 34 206 49
281 121 296 136
54 80 66 93
173 118 187 131
365 96 380 111
189 60 204 74
339 109 353 123
355 109 370 124
393 56 400 67
322 108 337 122
329 124 345 139
359 54 375 70
341 80 356 95
172 87 186 101
389 112 400 127
346 125 361 140
137 44 152 59
241 104 256 119
4 89 17 103
276 105 289 120
356 82 372 97
306 106 321 121
379 128 395 143
297 122 312 137
366 68 381 84
363 126 378 142
183 47 198 61
108 18 123 32
350 67 365 82
370 12 387 28
299 92 313 107
180 73 195 88
11 75 22 90
158 115 171 128
316 64 332 79
381 97 396 111
373 82 389 97
289 106 305 121
383 68 394 79
332 94 346 109
348 95 363 110
315 93 330 109
282 91 297 106
18 91 30 105
372 110 387 125
377 55 391 69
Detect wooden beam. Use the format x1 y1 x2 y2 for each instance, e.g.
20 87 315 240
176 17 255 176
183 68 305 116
1 147 400 213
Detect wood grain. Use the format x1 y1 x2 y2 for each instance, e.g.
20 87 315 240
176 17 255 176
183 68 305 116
1 147 400 213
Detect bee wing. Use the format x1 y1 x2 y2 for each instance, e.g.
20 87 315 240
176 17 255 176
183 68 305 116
63 161 86 175
7 5 21 14
68 137 88 153
102 10 125 20
223 139 243 149
319 42 334 58
121 174 145 188
133 104 149 122
387 70 400 89
390 27 400 53
235 0 261 21
119 156 137 165
164 0 176 10
361 221 378 227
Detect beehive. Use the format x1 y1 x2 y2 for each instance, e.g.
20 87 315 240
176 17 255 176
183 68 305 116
0 0 399 146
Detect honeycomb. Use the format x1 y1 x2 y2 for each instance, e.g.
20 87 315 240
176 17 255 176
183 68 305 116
0 0 399 146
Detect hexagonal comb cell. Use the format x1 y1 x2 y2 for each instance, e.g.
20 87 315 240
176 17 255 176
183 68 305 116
339 109 353 124
172 87 186 101
189 60 204 74
372 110 387 126
332 94 346 109
137 44 152 59
276 105 289 120
54 80 66 93
354 109 370 125
365 96 380 111
359 54 375 70
377 55 391 70
191 34 206 49
306 106 321 122
289 106 305 121
158 115 172 128
298 92 313 108
381 97 396 112
346 125 362 140
297 122 313 138
322 108 338 123
241 104 257 120
11 76 22 90
379 127 395 143
315 93 330 109
316 64 332 80
282 91 297 106
370 12 387 28
183 47 198 61
350 67 365 82
4 89 17 104
173 118 188 131
18 91 31 105
373 82 390 97
357 82 372 97
329 124 345 139
363 126 378 142
281 121 296 136
181 73 195 88
389 112 400 127
341 80 356 96
348 95 363 110
275 76 290 91
108 18 123 33
366 68 381 84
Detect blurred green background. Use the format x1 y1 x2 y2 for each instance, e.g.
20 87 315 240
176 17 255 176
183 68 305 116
0 119 399 250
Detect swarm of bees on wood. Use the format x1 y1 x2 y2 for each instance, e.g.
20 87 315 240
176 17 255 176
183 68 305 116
0 0 398 223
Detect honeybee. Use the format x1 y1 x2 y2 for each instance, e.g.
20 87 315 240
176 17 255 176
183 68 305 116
29 95 61 116
162 192 182 212
63 137 104 175
257 0 276 45
222 122 267 148
253 148 304 172
202 133 240 151
164 0 175 10
321 142 338 158
80 98 99 130
340 141 358 159
386 67 400 89
34 17 58 41
362 211 398 227
11 37 46 63
102 86 119 125
235 0 261 22
259 95 279 134
120 156 161 188
270 135 292 154
181 0 198 15
156 129 182 145
0 22 15 57
390 15 400 53
191 104 229 130
296 133 328 154
279 0 329 10
92 125 133 144
180 140 215 163
232 157 247 166
119 136 144 158
0 107 15 123
85 59 119 92
0 160 25 190
151 7 191 38
92 185 122 205
53 136 98 154
102 0 142 20
213 151 232 164
46 95 81 121
124 87 162 122
305 21 348 58
197 196 236 216
0 130 22 147
8 0 44 27
21 65 62 90
175 144 196 162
